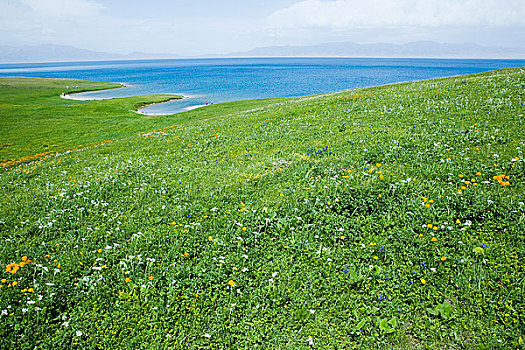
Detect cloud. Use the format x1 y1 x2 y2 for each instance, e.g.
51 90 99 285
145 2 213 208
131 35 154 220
268 0 525 29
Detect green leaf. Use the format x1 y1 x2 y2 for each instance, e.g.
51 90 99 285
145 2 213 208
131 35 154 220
474 247 485 255
355 319 366 331
379 318 388 331
388 317 397 329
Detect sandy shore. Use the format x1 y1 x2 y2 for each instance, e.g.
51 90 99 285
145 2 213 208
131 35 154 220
59 85 208 116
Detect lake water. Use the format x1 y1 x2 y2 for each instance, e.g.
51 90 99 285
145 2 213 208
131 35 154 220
1 57 524 114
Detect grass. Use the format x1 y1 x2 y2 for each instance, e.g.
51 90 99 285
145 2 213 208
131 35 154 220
0 68 524 349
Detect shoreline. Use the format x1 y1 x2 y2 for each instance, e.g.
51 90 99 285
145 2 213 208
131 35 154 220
59 84 200 116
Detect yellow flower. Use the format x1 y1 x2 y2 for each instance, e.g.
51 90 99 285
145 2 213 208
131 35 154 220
425 204 430 208
28 288 34 293
228 280 235 286
148 276 154 280
242 227 247 231
125 277 131 283
459 174 464 178
98 249 103 253
208 236 213 241
12 281 18 286
21 256 28 262
19 262 25 267
429 200 434 204
421 279 426 285
1 279 6 283
433 226 438 231
373 256 379 260
427 224 433 228
340 236 345 240
441 257 447 261
431 237 438 242
379 175 384 179
476 172 482 176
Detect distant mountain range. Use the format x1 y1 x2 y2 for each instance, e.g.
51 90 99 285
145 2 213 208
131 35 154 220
0 44 180 63
227 41 525 59
1 41 525 63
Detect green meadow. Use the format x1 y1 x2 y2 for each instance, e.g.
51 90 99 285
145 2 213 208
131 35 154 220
0 68 524 348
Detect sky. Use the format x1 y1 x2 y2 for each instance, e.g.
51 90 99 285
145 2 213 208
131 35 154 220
1 0 524 55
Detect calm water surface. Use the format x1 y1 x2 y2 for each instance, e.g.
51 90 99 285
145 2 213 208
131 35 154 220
1 57 524 114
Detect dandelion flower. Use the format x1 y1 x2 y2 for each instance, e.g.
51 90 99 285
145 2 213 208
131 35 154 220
441 257 447 261
21 256 28 262
431 237 438 242
148 276 154 280
12 281 18 286
125 277 131 283
228 280 235 286
208 236 213 241
1 279 6 283
421 279 426 285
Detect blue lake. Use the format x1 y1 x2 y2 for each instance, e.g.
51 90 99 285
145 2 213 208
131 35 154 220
1 57 524 114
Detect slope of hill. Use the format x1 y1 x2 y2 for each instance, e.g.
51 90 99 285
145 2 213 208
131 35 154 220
1 68 524 348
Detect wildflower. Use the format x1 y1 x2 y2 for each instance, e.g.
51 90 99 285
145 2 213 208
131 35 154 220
1 279 6 284
28 288 34 293
208 236 213 241
342 267 349 273
425 204 430 208
21 256 27 262
373 256 379 260
431 237 438 242
307 336 314 346
228 280 235 286
148 276 154 281
125 277 131 283
12 281 18 286
427 224 433 228
441 257 447 261
421 279 426 285
480 243 489 249
204 333 211 338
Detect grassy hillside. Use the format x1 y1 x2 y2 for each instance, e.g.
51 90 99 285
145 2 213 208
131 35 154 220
0 68 524 349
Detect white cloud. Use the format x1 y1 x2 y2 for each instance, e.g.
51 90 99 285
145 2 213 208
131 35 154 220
268 0 525 29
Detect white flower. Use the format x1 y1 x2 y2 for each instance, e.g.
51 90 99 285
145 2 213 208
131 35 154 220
27 301 35 304
22 308 28 313
309 309 315 314
204 333 211 338
307 336 314 346
272 272 278 278
76 331 83 337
